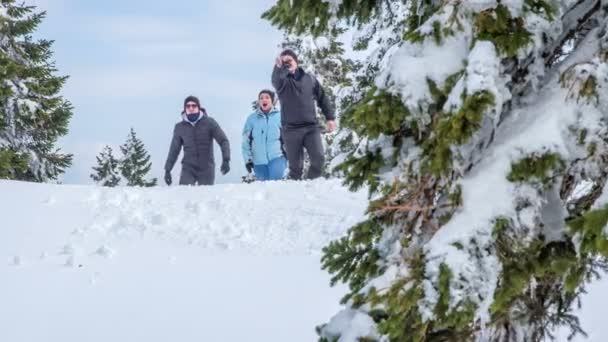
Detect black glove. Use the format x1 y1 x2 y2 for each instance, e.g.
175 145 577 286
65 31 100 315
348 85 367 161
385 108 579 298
246 161 254 173
164 170 172 186
221 160 230 175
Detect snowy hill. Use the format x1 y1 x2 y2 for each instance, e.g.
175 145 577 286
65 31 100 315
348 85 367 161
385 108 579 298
0 180 367 342
0 179 606 341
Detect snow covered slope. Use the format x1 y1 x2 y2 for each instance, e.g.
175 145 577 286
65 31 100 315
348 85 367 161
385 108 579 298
0 180 367 342
1 179 607 341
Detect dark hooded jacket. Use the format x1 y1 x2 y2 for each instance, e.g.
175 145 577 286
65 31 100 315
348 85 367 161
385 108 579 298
271 65 335 128
164 111 230 177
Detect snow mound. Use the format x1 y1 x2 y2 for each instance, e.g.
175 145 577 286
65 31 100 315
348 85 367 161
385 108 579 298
1 179 368 263
0 179 367 342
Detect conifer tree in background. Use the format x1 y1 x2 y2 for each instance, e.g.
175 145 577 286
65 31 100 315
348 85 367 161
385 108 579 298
90 145 121 187
266 0 608 341
0 0 73 181
119 128 156 187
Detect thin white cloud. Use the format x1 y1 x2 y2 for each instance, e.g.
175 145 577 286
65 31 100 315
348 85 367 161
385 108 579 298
125 41 200 56
82 10 281 63
64 65 264 102
90 16 192 43
64 67 192 98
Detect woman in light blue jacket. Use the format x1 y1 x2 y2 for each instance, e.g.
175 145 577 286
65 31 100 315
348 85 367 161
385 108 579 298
241 90 286 181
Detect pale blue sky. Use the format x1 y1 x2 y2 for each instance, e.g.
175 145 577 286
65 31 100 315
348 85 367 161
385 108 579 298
29 0 283 184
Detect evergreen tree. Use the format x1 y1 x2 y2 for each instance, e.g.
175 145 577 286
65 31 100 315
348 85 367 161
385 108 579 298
266 1 608 341
0 0 73 181
90 145 121 187
119 128 157 187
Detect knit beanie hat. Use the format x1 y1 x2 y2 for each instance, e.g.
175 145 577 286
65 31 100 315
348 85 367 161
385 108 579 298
183 95 201 110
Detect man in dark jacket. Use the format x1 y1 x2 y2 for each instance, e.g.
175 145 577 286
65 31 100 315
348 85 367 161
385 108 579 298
272 49 336 180
164 96 230 186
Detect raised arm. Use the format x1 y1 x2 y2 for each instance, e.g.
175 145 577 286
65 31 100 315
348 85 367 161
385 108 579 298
271 64 290 92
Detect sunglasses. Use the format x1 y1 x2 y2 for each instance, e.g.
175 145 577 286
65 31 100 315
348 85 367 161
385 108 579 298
186 103 199 109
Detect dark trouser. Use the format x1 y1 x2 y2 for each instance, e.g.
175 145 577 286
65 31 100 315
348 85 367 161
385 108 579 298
283 125 324 180
180 166 215 186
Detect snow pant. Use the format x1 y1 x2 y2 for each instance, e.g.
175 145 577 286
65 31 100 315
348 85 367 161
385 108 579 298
254 157 287 181
179 166 215 186
283 125 324 180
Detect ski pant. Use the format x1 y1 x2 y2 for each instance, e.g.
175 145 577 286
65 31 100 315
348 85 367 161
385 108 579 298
179 166 215 186
254 157 287 181
283 125 324 180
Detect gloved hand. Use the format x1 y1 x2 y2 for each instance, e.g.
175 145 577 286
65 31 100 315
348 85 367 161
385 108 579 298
164 170 172 186
221 160 230 175
246 161 254 174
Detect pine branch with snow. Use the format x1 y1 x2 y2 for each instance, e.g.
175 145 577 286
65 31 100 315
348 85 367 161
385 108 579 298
266 0 608 341
0 0 73 182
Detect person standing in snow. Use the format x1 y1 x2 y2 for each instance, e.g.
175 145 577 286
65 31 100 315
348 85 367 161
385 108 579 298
242 90 286 181
271 49 336 180
164 96 230 186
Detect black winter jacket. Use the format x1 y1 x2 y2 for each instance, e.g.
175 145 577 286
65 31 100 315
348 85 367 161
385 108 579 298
271 66 335 128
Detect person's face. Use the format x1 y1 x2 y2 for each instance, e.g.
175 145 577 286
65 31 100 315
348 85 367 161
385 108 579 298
185 101 199 114
281 55 298 72
259 93 273 111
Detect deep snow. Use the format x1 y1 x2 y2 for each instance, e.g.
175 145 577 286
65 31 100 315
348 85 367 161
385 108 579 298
0 179 366 342
0 179 606 341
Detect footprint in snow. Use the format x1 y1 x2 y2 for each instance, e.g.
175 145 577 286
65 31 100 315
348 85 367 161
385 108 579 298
95 245 116 259
60 244 76 255
185 201 201 213
150 213 167 226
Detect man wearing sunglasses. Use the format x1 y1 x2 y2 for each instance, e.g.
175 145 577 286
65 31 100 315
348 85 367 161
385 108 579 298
271 49 335 180
164 95 231 186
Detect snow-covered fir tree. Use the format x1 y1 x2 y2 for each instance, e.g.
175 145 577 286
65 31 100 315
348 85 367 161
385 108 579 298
119 128 156 187
90 145 121 187
265 0 608 341
0 1 73 181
